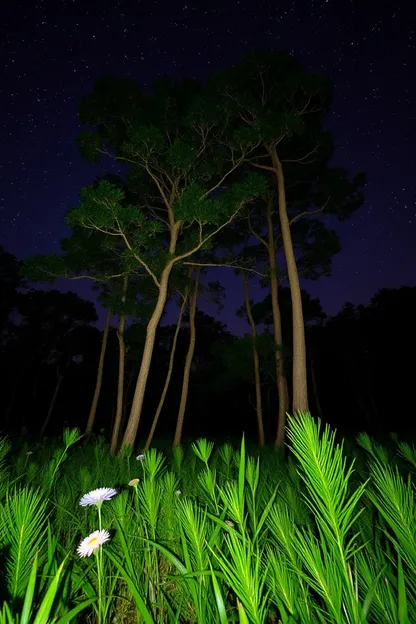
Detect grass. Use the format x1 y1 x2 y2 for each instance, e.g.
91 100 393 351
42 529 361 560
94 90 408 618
0 412 415 623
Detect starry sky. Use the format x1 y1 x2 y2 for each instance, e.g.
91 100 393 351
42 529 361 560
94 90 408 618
1 0 415 333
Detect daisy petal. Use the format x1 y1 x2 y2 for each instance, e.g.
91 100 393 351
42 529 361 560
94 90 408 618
77 529 111 558
80 487 118 507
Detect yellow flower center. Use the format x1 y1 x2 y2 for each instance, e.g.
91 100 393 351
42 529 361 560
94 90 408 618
88 537 99 546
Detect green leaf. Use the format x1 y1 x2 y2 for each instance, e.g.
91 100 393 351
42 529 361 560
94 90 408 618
32 558 66 624
166 140 197 170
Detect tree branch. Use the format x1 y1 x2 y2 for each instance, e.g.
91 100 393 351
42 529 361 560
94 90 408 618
281 145 320 164
245 160 276 173
201 143 261 200
182 261 265 278
248 213 268 249
115 218 160 288
173 207 243 265
288 198 331 227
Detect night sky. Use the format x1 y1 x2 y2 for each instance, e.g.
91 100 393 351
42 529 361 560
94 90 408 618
1 0 415 334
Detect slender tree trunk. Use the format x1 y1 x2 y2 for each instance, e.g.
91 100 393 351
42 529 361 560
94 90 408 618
265 195 290 447
120 221 182 452
173 270 200 448
120 260 176 451
144 292 188 451
110 278 128 454
85 308 112 437
271 146 309 413
40 361 68 436
243 274 265 446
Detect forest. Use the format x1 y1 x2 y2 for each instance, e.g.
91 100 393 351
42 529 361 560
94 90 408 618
1 50 415 623
1 244 415 447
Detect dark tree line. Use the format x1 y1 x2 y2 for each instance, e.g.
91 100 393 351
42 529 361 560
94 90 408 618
1 243 415 443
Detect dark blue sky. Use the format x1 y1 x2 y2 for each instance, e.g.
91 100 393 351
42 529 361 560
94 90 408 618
1 0 415 333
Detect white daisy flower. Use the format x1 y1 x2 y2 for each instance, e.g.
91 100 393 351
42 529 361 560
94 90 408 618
136 454 145 462
77 529 110 557
80 487 118 507
175 489 181 496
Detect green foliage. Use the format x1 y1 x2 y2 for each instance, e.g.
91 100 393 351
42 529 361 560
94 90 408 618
76 130 103 163
166 140 197 170
22 254 69 283
0 487 49 602
3 413 416 622
174 182 212 221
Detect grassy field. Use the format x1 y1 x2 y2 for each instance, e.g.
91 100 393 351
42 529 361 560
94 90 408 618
0 413 415 623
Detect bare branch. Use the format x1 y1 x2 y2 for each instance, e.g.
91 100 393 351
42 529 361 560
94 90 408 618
173 206 243 265
182 261 265 278
115 218 160 288
282 145 320 164
248 213 268 249
247 161 276 173
144 164 171 212
201 143 260 200
288 197 331 227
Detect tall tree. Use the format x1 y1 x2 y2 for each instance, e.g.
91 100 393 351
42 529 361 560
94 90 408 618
173 268 200 447
242 272 265 446
85 307 112 437
143 289 188 451
247 192 289 446
75 75 266 449
23 201 158 440
209 49 366 413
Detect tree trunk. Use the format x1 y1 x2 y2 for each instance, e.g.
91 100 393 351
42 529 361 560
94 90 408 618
144 292 188 451
40 361 68 436
120 260 176 451
265 195 290 447
85 307 112 437
110 278 128 454
173 270 200 448
243 274 265 446
271 146 309 413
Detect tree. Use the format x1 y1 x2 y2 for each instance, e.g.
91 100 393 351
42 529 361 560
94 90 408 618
5 289 97 432
209 49 366 414
242 272 265 446
143 289 188 451
75 75 267 450
173 268 200 447
23 194 159 442
246 192 289 446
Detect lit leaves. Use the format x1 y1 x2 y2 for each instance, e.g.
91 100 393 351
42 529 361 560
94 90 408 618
174 173 266 224
66 180 144 233
227 172 268 205
123 123 167 159
174 182 211 222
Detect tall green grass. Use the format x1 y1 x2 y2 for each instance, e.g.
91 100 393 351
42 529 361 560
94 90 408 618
0 413 415 623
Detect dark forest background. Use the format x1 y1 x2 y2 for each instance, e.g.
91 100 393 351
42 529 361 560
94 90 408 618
2 243 414 444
